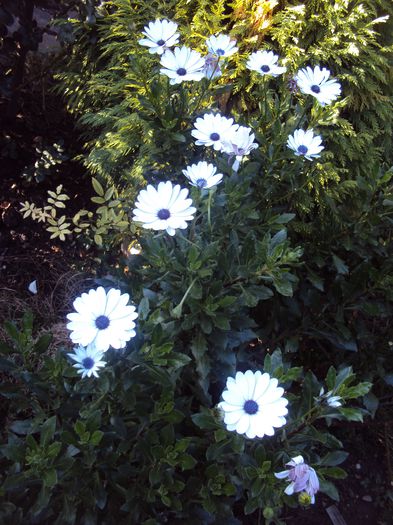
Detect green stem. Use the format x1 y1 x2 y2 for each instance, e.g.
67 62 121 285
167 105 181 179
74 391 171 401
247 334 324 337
294 103 309 130
263 77 268 122
192 57 221 115
172 277 197 318
178 231 200 248
207 190 213 231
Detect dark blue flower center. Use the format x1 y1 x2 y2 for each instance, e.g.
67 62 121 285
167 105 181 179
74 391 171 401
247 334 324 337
196 178 207 188
157 39 165 46
177 67 187 76
210 132 220 141
216 48 225 56
95 315 110 330
244 399 259 415
157 208 170 220
82 357 95 369
261 65 270 73
311 84 321 93
297 145 308 155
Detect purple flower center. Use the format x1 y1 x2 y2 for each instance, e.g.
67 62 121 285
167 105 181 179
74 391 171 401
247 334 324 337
297 145 308 155
196 178 207 188
158 208 171 220
177 67 187 76
95 315 110 330
216 48 225 56
311 84 321 94
157 39 165 46
261 65 270 73
244 399 259 415
210 132 220 141
82 357 95 369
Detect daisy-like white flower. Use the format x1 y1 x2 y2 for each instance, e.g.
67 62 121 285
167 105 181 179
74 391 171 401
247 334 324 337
203 53 222 79
222 125 259 170
133 181 196 236
246 50 287 77
206 34 238 58
275 455 320 504
67 344 106 379
138 19 179 55
287 129 324 161
295 66 341 106
218 370 289 439
67 287 138 352
160 46 205 85
182 161 223 189
191 113 239 151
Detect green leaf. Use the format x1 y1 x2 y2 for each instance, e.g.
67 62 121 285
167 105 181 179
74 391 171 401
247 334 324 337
275 213 296 224
9 419 33 435
94 234 103 246
326 367 337 391
192 410 219 430
273 276 293 296
319 479 340 501
213 316 231 330
320 451 349 466
166 353 191 370
4 321 19 342
337 407 364 422
34 333 52 354
244 497 260 515
332 254 349 275
190 333 207 360
138 297 150 321
319 467 347 479
40 416 56 447
90 430 104 445
92 177 104 196
363 392 379 418
43 468 57 488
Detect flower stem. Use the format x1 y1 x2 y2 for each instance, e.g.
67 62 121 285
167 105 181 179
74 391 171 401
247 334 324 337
192 58 220 115
207 190 213 230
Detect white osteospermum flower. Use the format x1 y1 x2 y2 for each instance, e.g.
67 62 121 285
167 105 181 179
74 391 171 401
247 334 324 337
222 126 259 160
160 46 205 85
191 113 239 151
287 129 324 161
133 181 196 236
182 161 223 189
218 370 289 439
246 50 287 77
206 34 238 58
222 126 259 170
295 66 341 106
67 287 138 352
67 344 106 379
138 19 179 55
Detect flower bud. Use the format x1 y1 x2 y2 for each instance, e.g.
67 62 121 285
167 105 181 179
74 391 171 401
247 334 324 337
298 491 312 506
263 507 275 519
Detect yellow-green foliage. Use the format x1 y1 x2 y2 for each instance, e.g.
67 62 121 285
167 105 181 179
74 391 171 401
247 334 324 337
270 0 393 171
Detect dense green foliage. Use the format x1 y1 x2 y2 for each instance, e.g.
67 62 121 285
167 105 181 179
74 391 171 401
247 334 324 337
3 0 393 522
0 308 370 523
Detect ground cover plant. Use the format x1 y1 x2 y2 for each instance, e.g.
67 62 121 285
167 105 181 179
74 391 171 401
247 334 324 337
1 1 393 524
